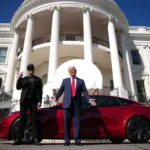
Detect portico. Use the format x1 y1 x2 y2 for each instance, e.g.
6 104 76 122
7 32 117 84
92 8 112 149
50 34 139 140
4 0 135 104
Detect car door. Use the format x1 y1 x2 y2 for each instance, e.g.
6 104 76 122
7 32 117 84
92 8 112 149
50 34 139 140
55 103 65 138
98 96 129 138
80 96 102 138
37 106 60 139
56 100 100 139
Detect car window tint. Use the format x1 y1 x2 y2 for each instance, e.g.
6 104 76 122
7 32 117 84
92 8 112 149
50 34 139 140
82 96 98 108
98 96 121 107
82 96 90 108
117 98 133 105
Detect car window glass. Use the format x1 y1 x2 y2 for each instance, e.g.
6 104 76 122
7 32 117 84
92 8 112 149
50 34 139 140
117 98 133 105
82 96 98 108
98 96 121 107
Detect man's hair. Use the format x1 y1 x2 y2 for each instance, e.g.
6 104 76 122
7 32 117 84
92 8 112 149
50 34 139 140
68 66 76 71
27 64 35 71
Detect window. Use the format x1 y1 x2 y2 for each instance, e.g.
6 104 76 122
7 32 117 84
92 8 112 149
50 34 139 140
136 80 146 103
110 80 114 91
98 96 121 107
117 98 133 105
0 48 7 63
131 50 141 65
82 96 98 108
82 96 89 108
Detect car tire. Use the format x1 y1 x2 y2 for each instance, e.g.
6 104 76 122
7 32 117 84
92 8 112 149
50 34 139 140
109 138 125 144
127 117 150 143
10 118 20 141
10 117 42 144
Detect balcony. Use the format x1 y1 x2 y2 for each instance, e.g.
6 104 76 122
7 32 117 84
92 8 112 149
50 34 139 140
129 26 150 34
17 35 109 56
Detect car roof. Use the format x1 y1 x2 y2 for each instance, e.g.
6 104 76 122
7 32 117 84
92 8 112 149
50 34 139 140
89 95 129 100
88 95 144 105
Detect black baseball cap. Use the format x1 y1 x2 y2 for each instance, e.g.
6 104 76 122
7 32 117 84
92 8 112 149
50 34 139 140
27 64 35 71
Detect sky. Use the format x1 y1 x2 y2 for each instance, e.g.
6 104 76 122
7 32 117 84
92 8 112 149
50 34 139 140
0 0 150 26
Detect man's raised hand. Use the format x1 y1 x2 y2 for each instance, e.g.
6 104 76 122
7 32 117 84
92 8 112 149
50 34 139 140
18 72 23 78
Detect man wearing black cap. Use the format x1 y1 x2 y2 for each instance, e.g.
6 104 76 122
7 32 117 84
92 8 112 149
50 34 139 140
12 64 43 146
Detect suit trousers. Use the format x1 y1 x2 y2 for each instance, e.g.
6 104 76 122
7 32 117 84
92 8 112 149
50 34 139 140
17 98 39 141
64 97 81 143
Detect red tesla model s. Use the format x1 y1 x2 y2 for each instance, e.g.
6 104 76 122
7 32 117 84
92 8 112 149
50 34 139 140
0 95 150 144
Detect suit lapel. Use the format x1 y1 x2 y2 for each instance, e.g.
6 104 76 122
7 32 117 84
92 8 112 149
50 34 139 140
68 78 71 89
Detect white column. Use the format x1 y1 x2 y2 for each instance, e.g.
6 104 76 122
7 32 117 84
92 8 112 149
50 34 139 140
108 16 128 98
20 15 34 76
5 29 20 93
143 45 150 74
121 33 137 100
143 45 150 97
47 7 60 83
83 7 93 63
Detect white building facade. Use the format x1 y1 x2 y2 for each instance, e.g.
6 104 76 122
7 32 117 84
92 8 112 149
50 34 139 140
0 0 150 111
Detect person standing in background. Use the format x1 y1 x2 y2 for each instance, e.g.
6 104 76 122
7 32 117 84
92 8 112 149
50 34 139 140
12 64 43 146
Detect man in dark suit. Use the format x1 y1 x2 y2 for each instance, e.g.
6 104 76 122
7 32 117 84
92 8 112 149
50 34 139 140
12 64 43 146
50 66 96 146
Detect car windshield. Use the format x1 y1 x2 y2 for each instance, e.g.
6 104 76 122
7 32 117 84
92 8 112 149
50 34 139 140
0 108 11 120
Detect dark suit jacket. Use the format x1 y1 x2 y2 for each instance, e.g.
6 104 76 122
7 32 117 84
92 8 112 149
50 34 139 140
56 77 90 109
16 75 43 103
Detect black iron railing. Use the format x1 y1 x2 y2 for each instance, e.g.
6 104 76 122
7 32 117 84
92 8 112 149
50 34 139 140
17 35 110 56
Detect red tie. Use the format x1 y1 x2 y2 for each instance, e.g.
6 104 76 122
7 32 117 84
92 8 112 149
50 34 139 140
71 77 75 97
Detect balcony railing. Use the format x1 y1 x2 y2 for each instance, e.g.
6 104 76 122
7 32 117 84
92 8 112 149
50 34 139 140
0 23 10 31
129 26 150 34
17 35 109 56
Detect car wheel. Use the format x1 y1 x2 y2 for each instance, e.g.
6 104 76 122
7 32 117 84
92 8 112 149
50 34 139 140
10 117 42 144
127 117 150 143
22 118 33 144
109 138 125 144
10 118 20 141
10 117 33 144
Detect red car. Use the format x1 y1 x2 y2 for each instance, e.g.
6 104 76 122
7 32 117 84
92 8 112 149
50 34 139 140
0 95 150 144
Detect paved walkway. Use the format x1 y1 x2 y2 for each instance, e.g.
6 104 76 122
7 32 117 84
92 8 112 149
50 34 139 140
0 139 150 150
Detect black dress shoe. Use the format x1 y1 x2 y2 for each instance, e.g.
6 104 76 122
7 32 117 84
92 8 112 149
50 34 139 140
75 143 83 146
33 139 41 146
12 139 22 145
64 143 70 146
